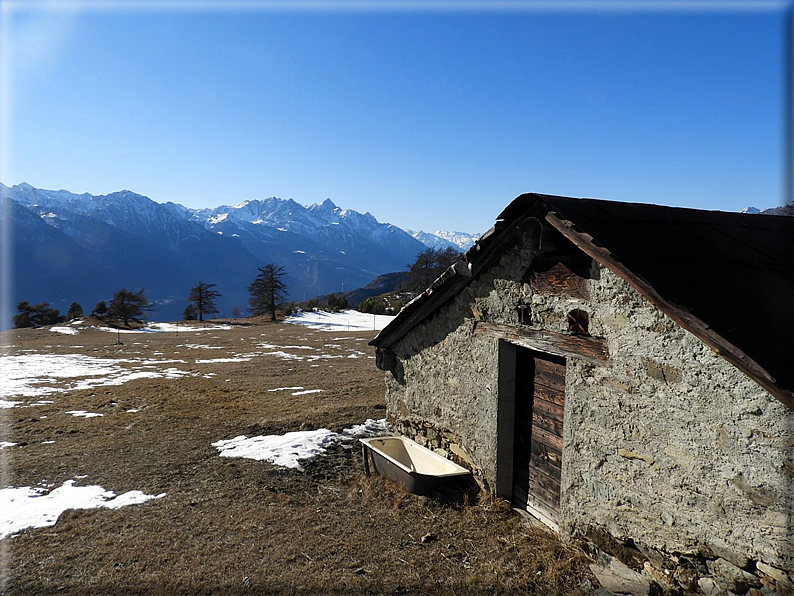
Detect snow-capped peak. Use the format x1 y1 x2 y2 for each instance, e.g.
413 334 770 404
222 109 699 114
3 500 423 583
742 205 794 216
406 229 479 251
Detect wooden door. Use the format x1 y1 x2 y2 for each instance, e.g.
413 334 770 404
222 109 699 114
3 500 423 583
512 348 565 527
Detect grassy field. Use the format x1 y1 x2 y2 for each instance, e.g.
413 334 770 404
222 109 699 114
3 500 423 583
2 318 592 595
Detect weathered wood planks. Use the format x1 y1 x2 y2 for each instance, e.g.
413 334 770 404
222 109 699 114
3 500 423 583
476 322 610 366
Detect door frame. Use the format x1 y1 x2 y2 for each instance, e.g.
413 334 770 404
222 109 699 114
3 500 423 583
496 339 565 531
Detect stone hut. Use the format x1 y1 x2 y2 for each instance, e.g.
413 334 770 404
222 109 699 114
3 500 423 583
370 194 793 587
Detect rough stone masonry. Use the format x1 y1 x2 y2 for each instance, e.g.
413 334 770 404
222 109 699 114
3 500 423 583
380 221 794 591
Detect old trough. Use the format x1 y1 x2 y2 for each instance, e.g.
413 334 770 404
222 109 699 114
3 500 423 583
360 436 472 495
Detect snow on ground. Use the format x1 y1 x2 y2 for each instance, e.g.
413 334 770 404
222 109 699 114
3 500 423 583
212 418 387 471
0 442 17 449
1 480 165 539
285 309 394 332
182 344 224 350
92 323 232 334
148 323 232 332
9 318 379 409
194 356 257 364
261 350 306 361
0 354 192 400
65 410 103 418
50 327 79 335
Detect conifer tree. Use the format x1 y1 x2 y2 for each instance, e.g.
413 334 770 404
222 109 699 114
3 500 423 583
404 247 461 292
92 300 108 318
66 302 84 320
107 288 153 327
187 282 220 322
13 301 62 328
248 264 288 321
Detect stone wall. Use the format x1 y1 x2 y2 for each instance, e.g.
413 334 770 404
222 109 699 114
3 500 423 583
382 219 794 582
562 266 794 579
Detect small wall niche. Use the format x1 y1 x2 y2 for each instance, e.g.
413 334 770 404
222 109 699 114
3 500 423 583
568 309 590 336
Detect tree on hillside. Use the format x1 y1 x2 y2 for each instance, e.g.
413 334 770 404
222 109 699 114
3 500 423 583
92 300 108 318
232 305 242 319
183 304 198 321
187 281 221 322
13 302 33 328
248 264 288 321
403 247 462 292
13 301 63 328
107 288 154 327
326 293 348 313
356 296 386 315
66 302 84 320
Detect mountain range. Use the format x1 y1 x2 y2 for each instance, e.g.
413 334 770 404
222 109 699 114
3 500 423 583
1 182 478 324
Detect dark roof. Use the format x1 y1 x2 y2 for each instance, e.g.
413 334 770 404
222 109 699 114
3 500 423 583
371 193 794 409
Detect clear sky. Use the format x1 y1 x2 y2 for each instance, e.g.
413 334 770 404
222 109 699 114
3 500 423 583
2 1 788 235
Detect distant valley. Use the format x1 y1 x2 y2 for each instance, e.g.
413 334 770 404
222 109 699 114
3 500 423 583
1 182 478 324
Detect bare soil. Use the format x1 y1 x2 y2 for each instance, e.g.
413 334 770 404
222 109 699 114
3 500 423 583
2 319 593 595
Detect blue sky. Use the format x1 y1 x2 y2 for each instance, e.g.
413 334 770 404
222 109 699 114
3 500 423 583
2 1 788 234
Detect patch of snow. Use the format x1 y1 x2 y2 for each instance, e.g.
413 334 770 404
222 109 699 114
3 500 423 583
340 418 387 438
126 409 140 413
183 344 223 350
267 387 304 392
209 213 229 224
212 429 337 470
285 309 394 332
0 354 191 399
70 320 83 325
93 323 232 334
291 389 324 396
212 418 387 471
1 400 21 409
149 323 233 332
50 327 79 335
194 357 254 364
65 410 103 418
0 479 165 539
262 351 304 361
1 442 17 449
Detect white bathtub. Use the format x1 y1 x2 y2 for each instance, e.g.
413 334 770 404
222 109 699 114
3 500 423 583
360 436 472 495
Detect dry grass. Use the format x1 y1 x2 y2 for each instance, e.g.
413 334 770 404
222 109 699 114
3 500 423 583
3 320 593 595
